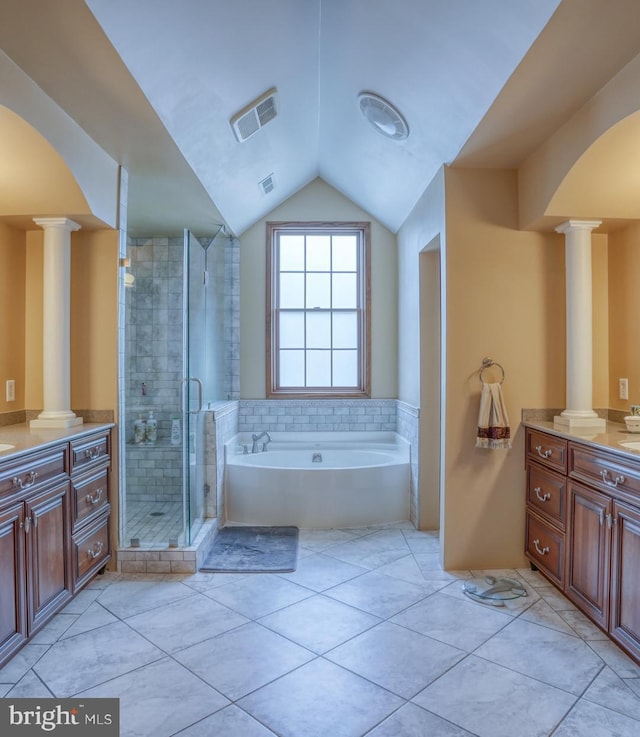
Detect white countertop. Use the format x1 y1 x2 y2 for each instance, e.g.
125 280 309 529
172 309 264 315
0 422 114 462
523 419 640 462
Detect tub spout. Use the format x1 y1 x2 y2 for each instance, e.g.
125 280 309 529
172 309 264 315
251 431 271 453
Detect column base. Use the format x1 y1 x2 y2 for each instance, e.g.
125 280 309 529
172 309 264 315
553 413 606 432
30 412 83 429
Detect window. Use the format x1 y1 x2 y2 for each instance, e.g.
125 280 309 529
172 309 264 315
267 221 370 397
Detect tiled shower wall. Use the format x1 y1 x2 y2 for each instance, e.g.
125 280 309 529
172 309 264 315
124 236 183 505
123 235 240 509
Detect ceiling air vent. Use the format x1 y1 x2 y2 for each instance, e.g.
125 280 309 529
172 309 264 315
259 173 276 195
358 91 409 140
230 87 278 142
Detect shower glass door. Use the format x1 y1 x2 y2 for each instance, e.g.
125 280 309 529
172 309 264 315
183 229 208 544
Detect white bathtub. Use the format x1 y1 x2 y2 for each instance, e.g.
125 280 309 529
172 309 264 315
224 432 410 528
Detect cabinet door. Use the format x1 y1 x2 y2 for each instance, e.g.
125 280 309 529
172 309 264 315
565 481 611 629
610 500 640 662
0 502 27 667
25 481 72 633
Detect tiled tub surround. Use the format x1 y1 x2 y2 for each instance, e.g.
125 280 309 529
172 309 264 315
238 399 398 434
2 525 640 737
238 399 420 527
209 401 240 524
397 402 420 526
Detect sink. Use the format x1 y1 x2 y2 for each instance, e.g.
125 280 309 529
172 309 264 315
620 441 640 451
0 443 15 452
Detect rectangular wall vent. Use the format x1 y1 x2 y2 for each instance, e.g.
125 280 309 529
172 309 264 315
260 173 276 195
231 88 278 142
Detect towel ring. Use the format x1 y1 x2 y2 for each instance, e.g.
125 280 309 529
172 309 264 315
479 357 505 385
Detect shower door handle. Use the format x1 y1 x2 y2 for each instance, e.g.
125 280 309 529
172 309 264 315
181 377 203 414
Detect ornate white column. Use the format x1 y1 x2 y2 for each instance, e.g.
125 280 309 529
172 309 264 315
30 217 83 429
554 219 605 431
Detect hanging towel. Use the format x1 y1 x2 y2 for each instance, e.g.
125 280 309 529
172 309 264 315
476 382 512 449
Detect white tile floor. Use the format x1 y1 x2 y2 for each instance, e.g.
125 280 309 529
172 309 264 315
2 523 640 737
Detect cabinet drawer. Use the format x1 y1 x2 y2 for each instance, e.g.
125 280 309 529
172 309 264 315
72 514 110 590
526 429 567 474
526 511 564 587
527 463 566 526
569 443 640 502
0 445 68 501
71 432 110 475
72 467 110 530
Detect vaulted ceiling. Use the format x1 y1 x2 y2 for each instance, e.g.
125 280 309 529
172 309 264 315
2 0 640 236
85 0 563 235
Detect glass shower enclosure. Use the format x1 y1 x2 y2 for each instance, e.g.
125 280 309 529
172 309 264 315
122 229 224 548
182 229 224 544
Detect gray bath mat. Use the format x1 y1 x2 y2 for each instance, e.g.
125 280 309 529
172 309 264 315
200 526 299 573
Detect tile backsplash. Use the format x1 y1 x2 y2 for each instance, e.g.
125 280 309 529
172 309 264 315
238 399 398 433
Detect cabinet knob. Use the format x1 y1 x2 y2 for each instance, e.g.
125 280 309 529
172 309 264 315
534 487 551 502
533 538 550 556
85 446 102 460
535 445 553 459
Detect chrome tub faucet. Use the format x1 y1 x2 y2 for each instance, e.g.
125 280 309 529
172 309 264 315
251 431 271 453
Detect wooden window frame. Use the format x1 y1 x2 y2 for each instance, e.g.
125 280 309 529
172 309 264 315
266 221 371 398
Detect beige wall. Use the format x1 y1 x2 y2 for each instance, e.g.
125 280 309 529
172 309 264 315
0 105 91 220
70 230 119 410
0 222 26 412
23 228 119 413
442 167 566 569
592 234 610 409
519 51 640 229
397 168 446 408
239 177 398 399
0 56 120 228
608 222 640 410
419 245 442 529
24 230 43 409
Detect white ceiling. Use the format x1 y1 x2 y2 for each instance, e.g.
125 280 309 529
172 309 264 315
85 0 563 235
2 0 640 236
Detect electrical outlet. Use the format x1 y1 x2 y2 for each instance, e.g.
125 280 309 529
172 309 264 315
619 377 629 401
5 380 15 402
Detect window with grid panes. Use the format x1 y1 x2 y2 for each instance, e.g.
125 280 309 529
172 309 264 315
266 222 370 397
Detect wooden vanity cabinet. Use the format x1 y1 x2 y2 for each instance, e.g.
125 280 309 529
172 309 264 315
0 427 112 669
610 500 640 662
525 427 640 665
525 431 567 587
0 501 27 662
565 480 611 629
25 479 73 632
69 430 111 590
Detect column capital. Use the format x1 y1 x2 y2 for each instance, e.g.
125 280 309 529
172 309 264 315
555 219 601 235
33 217 81 232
